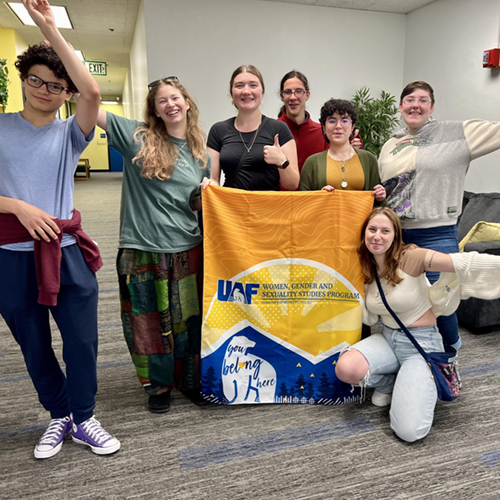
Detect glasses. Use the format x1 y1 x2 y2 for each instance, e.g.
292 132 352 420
148 76 179 90
281 88 307 98
402 97 432 105
25 74 70 95
327 117 352 126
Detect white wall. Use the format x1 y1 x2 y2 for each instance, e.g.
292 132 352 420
142 0 406 135
129 0 148 120
405 0 500 193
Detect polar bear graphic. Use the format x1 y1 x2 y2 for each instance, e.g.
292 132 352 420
222 335 277 404
232 288 245 303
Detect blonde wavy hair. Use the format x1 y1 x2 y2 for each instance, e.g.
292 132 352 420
358 207 417 286
133 79 208 180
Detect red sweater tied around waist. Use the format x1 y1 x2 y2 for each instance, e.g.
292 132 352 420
0 209 102 306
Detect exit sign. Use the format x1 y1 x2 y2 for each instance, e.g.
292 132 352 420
84 61 107 76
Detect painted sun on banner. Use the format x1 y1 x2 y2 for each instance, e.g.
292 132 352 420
201 186 374 405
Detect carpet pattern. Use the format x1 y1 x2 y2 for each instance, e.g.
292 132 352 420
1 173 500 499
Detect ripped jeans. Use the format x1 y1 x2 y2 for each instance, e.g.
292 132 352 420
347 324 444 443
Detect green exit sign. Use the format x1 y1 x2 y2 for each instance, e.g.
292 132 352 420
84 61 107 76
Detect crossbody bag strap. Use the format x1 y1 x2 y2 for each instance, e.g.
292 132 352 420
225 116 270 188
374 270 430 362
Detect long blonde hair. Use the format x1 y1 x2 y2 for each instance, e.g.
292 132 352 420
358 207 416 286
133 79 208 180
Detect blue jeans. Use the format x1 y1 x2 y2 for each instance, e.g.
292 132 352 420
349 324 444 442
402 225 461 350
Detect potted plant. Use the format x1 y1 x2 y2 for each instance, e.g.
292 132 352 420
0 59 10 111
352 87 400 157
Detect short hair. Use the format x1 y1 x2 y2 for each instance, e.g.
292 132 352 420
279 70 310 93
229 65 265 95
319 99 358 143
15 43 77 93
400 81 435 106
319 99 358 127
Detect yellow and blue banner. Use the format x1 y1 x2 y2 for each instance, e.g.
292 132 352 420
201 186 374 405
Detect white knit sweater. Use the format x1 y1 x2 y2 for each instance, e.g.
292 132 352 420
364 251 500 325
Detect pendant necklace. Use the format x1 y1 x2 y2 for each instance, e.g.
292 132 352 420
330 147 353 189
238 122 260 153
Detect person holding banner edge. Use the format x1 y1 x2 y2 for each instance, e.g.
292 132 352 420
336 207 500 442
97 78 210 413
207 65 299 191
299 98 386 204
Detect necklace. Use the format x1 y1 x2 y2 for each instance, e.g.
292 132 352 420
238 124 260 153
329 147 354 189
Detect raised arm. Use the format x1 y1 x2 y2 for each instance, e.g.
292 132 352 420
97 108 108 131
23 0 100 138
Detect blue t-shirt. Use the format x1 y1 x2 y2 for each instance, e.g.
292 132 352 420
0 112 94 250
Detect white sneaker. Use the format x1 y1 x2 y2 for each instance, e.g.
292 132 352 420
371 390 392 407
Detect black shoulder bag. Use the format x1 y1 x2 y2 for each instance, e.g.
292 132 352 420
374 271 461 402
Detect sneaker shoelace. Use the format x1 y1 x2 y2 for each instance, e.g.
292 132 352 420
39 418 69 446
80 417 113 444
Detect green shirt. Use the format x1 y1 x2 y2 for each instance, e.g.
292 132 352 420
107 112 210 253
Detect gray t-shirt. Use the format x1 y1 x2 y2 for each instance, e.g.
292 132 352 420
106 112 211 253
0 112 93 251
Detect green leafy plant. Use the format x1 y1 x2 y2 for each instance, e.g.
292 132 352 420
352 87 400 157
0 59 10 108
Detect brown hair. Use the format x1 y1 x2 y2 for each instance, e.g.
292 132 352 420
400 80 435 106
278 70 310 118
132 79 208 180
358 207 416 286
229 65 265 103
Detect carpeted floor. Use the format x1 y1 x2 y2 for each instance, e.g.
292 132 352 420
1 172 500 500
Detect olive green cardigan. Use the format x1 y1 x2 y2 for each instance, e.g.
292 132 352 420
299 148 381 192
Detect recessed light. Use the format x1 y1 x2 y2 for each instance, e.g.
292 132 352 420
7 2 73 29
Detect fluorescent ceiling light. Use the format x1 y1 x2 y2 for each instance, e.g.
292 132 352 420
74 50 85 61
101 101 119 105
7 2 73 29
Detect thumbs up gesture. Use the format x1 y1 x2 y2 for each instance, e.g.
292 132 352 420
264 134 287 167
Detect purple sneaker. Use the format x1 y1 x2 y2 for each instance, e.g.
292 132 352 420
34 416 72 459
71 416 120 455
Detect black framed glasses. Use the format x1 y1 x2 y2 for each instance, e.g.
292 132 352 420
25 74 71 95
148 76 179 90
280 88 307 98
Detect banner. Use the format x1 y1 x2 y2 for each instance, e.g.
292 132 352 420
201 186 374 405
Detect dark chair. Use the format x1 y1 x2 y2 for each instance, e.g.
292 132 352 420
456 191 500 333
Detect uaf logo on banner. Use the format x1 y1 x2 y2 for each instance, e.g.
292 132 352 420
217 280 260 305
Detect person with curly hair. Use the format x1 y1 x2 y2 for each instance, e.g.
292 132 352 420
299 98 385 204
0 0 119 459
97 78 210 413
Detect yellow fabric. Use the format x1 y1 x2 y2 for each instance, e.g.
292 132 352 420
459 221 500 252
200 187 375 405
